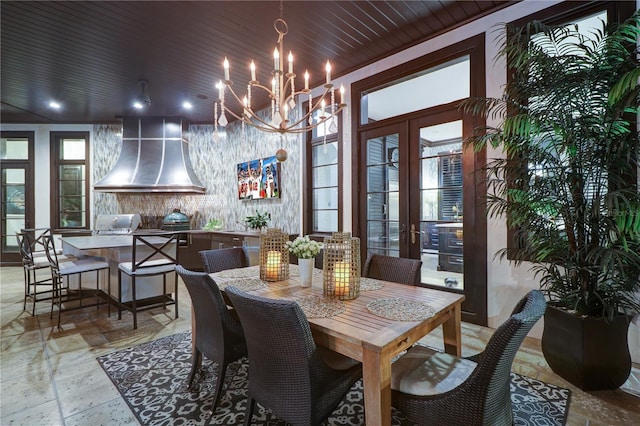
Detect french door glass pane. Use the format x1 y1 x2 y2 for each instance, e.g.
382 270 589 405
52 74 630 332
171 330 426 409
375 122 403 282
2 168 26 251
418 121 464 289
366 133 400 257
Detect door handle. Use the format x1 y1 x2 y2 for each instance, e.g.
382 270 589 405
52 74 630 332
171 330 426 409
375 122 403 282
410 224 421 244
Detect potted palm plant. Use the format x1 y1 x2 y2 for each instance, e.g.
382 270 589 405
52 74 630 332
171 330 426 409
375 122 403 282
463 12 640 390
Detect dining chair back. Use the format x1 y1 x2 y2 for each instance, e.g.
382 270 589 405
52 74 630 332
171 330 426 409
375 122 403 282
391 290 546 425
199 247 250 273
362 253 422 285
117 232 180 329
42 233 110 328
175 265 247 409
226 286 362 426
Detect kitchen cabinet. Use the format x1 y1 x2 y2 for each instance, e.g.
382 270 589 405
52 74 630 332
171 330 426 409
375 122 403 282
178 230 276 271
436 224 463 273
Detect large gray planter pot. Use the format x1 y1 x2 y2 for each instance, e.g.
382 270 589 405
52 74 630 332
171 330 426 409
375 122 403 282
541 305 632 391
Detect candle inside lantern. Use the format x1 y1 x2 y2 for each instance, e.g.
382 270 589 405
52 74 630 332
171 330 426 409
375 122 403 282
334 262 350 297
266 250 281 280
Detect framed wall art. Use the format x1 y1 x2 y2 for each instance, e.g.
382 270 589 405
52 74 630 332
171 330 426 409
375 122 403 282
237 155 281 200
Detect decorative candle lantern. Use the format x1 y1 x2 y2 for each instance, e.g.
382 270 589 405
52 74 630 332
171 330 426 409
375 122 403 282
259 228 289 281
322 232 360 300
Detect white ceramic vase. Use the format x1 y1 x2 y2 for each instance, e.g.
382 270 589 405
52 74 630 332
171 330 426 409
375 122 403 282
298 258 314 287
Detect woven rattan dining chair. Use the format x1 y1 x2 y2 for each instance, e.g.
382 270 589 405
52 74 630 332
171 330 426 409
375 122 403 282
175 265 247 409
362 253 422 286
199 247 250 273
390 290 546 426
42 233 110 328
117 232 180 329
225 286 363 426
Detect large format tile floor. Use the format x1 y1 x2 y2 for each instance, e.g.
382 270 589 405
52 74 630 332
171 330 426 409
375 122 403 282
1 266 639 425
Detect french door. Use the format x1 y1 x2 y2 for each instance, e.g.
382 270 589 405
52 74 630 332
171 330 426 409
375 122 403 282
358 107 486 324
1 132 35 265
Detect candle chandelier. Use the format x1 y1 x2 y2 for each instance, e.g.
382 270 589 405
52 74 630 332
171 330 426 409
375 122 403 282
214 12 346 139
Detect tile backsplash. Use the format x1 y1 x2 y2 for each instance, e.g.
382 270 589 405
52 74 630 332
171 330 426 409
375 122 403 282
93 115 301 234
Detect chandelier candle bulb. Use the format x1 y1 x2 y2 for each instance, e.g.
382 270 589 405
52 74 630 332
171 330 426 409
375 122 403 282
223 57 230 81
250 60 256 81
325 61 331 84
304 70 309 91
274 48 279 71
288 52 293 74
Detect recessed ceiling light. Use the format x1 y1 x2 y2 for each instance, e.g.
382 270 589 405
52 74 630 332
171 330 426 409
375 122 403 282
182 101 193 110
49 100 61 109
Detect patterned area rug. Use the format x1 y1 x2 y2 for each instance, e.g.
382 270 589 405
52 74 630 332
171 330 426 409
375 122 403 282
97 332 570 426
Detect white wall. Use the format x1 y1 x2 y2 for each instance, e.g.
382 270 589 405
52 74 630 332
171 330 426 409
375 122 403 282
317 0 639 362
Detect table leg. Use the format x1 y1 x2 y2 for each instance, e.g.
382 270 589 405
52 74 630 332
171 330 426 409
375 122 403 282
442 303 462 356
362 347 392 426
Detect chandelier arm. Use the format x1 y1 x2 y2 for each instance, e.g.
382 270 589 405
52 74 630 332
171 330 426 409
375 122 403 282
283 106 344 132
224 84 286 131
284 86 334 128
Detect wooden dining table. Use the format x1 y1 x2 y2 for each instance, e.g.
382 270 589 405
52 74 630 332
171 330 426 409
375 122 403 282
208 265 465 426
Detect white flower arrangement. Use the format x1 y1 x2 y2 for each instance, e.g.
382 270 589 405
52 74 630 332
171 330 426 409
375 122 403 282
286 235 322 259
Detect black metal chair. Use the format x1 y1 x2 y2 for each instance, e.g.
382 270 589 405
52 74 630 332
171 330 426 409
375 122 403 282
390 290 547 425
225 286 362 426
17 228 75 315
199 247 250 273
117 232 180 329
175 265 247 409
362 253 422 285
41 233 110 328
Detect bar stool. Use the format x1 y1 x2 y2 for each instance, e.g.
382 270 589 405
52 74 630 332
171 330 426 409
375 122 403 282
42 233 110 328
17 228 73 315
117 232 180 329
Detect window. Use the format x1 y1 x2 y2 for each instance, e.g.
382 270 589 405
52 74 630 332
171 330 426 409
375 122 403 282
504 1 636 254
51 132 90 230
306 107 341 234
360 56 470 125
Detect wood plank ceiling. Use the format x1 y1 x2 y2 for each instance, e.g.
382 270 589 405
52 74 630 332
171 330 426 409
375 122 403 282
1 1 516 124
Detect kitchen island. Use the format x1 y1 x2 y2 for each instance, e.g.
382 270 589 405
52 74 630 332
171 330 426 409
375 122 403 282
62 234 178 303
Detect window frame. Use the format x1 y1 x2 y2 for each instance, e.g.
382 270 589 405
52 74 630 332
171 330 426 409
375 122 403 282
50 131 90 232
304 106 343 237
504 0 637 256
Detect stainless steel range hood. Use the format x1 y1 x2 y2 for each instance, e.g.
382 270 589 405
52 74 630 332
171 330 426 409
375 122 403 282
94 117 205 193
